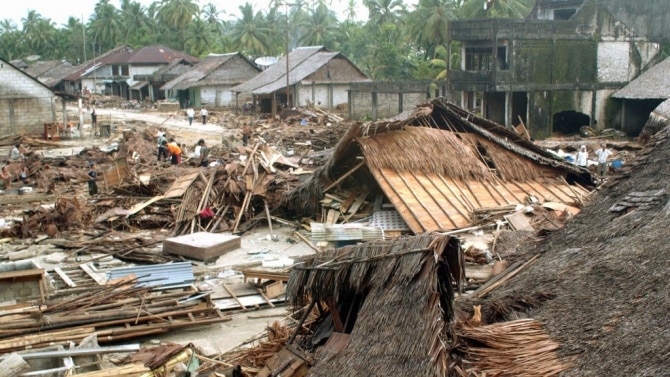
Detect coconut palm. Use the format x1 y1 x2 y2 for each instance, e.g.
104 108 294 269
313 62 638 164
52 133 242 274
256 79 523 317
408 0 458 58
185 16 211 56
363 0 406 27
298 3 338 47
90 0 122 51
120 0 151 45
229 3 272 56
459 0 533 19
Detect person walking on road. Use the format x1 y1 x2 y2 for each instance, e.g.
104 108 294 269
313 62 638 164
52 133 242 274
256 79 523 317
200 108 208 125
186 107 195 125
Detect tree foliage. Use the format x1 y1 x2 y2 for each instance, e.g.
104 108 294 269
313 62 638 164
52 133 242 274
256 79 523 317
0 0 531 81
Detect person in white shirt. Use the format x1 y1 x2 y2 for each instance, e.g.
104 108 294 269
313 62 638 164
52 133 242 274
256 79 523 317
575 145 588 167
200 108 208 125
186 107 195 125
594 143 612 178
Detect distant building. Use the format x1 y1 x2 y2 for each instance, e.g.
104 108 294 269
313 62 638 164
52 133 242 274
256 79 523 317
448 0 670 138
161 53 260 108
62 45 198 101
231 46 370 114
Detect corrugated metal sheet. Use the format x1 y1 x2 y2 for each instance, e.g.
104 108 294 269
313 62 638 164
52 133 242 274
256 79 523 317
311 223 384 242
106 262 194 289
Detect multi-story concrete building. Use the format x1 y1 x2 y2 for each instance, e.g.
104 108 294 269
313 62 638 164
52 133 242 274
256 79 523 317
448 0 670 138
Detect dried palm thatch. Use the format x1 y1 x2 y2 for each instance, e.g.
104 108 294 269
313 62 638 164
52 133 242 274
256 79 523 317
456 319 571 377
639 99 670 144
361 127 492 181
289 233 459 377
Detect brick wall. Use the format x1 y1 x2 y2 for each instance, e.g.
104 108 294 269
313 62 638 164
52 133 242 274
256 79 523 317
0 280 41 301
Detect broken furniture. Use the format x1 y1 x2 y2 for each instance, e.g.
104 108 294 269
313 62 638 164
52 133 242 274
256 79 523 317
163 232 241 262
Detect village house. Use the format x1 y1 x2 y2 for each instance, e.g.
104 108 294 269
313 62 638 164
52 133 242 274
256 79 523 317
61 45 198 101
231 46 370 115
161 53 261 109
285 98 593 235
447 0 670 139
24 59 77 93
0 58 69 136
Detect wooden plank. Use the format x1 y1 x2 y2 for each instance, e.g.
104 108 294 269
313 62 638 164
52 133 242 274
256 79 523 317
256 288 275 308
223 283 247 311
324 160 365 192
53 267 76 288
79 263 106 285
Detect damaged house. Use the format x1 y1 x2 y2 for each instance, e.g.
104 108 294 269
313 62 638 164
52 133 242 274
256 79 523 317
61 45 198 100
161 53 261 108
256 233 570 376
285 98 593 235
231 46 370 115
447 0 670 139
0 58 69 135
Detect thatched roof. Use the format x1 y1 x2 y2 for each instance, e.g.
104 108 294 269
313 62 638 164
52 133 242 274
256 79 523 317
230 46 369 95
161 53 260 90
283 98 593 233
612 57 670 99
24 60 77 88
288 233 458 377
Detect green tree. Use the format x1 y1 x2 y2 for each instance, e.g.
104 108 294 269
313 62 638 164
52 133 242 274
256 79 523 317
0 19 23 60
185 16 212 56
229 3 272 56
407 0 457 58
459 0 533 19
120 0 152 46
298 3 338 47
90 0 122 51
157 0 199 49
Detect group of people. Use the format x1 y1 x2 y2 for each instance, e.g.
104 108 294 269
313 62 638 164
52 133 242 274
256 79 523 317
574 143 613 179
156 131 209 167
185 107 209 125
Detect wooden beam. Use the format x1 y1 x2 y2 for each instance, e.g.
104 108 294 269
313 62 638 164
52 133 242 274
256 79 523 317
324 160 365 192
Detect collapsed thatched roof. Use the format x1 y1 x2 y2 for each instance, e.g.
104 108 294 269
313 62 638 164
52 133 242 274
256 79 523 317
613 57 670 99
283 98 593 233
288 233 459 377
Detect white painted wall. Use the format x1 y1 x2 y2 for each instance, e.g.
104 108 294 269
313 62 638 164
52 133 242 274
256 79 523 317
597 42 631 83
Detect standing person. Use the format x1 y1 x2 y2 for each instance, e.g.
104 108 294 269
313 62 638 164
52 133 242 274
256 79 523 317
576 145 588 167
595 143 612 178
157 132 168 161
242 123 251 146
186 107 195 125
91 107 97 129
87 162 98 196
200 108 208 125
197 139 209 167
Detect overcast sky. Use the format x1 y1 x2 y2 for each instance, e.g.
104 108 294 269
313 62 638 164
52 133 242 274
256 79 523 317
3 0 403 29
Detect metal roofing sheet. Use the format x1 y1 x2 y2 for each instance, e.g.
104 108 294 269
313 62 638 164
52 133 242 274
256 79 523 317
106 262 194 289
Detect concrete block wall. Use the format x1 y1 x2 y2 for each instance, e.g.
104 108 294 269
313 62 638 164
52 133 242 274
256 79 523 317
0 61 56 135
0 280 41 301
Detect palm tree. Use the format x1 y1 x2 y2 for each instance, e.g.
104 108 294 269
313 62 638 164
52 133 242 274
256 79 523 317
157 0 199 50
90 0 122 51
0 19 23 60
298 3 338 47
229 3 272 56
120 0 151 45
363 0 406 27
407 0 457 58
185 17 212 56
459 0 533 19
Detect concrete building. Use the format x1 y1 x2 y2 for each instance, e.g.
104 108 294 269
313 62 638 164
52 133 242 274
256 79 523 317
447 0 670 139
0 58 61 135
